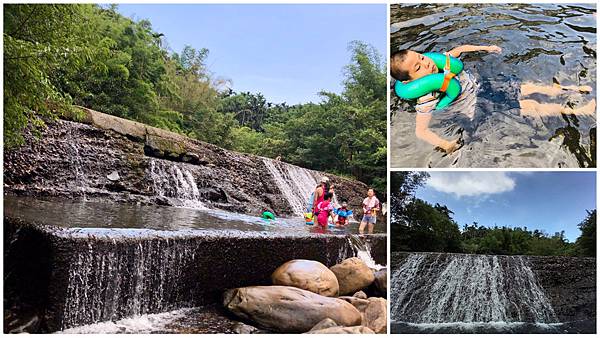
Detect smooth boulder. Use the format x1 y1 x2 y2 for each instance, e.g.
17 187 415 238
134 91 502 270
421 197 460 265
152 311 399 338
223 286 362 333
271 259 339 297
306 326 375 334
362 297 387 334
330 258 375 295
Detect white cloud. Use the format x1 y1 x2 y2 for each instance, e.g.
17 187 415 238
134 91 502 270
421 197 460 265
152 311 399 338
427 172 516 198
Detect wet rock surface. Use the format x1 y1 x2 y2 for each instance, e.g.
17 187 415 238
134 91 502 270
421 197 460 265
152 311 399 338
223 286 362 333
271 260 339 297
330 257 376 295
527 255 596 323
4 109 371 217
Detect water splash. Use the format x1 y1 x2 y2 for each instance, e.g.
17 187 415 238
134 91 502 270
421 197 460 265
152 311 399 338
58 307 194 334
347 234 384 270
390 253 557 324
147 160 207 209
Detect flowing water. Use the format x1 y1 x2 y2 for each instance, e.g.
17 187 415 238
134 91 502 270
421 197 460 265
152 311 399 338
389 252 578 333
261 158 341 215
390 4 596 168
3 196 384 234
148 160 208 210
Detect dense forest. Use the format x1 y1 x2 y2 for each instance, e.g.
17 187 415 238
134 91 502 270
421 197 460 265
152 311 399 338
391 172 596 257
4 4 386 192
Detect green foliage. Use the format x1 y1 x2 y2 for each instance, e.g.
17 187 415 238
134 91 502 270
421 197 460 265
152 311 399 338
390 172 595 257
218 41 387 191
4 5 385 190
4 4 95 147
575 210 596 257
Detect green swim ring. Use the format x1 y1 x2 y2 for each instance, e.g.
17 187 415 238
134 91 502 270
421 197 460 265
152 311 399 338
262 211 276 220
394 52 464 109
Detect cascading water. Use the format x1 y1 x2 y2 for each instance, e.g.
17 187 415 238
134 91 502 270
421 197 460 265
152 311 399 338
67 128 88 199
147 159 207 209
261 158 346 216
347 234 385 270
62 237 199 329
390 253 557 326
261 158 319 215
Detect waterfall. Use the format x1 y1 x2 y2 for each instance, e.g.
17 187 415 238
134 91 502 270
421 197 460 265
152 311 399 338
390 253 557 324
68 128 88 198
62 238 198 329
147 160 207 209
347 234 384 270
261 158 319 215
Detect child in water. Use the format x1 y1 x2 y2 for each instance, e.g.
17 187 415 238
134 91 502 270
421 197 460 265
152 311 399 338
316 192 334 227
359 188 379 234
391 45 596 153
335 200 351 228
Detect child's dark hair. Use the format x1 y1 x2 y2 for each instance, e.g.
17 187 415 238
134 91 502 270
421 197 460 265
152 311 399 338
391 50 410 81
342 199 348 204
324 192 333 200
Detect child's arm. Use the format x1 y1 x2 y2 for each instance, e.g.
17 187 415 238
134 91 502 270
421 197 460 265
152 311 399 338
415 113 460 153
448 45 502 58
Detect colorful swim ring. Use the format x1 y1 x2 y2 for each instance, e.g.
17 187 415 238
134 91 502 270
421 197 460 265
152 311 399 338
262 211 276 220
394 52 464 109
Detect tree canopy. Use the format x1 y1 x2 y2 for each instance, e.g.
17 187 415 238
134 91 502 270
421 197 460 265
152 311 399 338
390 171 596 257
4 4 386 191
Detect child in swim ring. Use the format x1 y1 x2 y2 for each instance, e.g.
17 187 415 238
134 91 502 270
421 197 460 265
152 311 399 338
391 45 595 154
391 45 501 153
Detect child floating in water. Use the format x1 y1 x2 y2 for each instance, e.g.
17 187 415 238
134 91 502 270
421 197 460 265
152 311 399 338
334 200 352 228
391 45 596 154
316 192 334 227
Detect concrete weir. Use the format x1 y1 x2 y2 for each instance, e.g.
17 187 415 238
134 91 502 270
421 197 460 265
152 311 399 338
4 217 386 332
390 252 596 333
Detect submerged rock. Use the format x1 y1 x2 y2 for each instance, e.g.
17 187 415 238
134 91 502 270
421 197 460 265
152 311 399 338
223 286 361 333
330 258 375 295
271 259 339 297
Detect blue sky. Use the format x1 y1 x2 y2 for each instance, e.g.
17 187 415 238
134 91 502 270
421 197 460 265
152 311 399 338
115 4 386 104
415 172 596 242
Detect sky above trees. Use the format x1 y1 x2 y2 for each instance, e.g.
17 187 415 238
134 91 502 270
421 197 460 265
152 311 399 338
416 171 596 242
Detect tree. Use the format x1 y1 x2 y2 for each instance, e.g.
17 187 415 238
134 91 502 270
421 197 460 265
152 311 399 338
575 209 596 257
390 171 429 221
4 4 95 147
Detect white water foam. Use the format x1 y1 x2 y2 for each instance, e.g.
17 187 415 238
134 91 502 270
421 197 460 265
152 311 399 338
347 234 384 270
148 159 208 210
261 158 319 215
57 308 194 334
391 253 557 324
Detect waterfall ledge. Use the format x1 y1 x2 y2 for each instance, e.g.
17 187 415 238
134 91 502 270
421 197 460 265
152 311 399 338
4 217 386 332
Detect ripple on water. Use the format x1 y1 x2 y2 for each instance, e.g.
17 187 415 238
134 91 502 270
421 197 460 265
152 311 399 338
390 3 596 168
